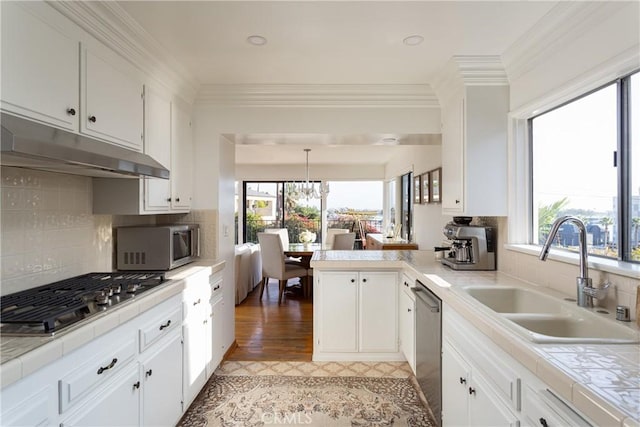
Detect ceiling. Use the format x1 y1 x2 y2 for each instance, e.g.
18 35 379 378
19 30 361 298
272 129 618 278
117 1 559 165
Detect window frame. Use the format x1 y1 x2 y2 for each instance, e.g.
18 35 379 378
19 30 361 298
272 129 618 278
527 70 638 264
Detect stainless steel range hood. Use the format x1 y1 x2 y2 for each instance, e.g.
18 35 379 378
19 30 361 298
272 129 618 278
1 114 169 179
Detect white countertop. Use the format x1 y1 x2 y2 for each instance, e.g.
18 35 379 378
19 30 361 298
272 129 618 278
312 250 640 426
0 259 225 388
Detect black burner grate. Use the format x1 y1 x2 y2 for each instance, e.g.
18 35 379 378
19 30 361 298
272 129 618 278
0 272 165 333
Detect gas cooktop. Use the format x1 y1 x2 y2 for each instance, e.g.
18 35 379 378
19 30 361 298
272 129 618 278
0 272 166 336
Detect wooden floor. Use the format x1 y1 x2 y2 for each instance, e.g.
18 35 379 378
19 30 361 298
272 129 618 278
226 279 314 361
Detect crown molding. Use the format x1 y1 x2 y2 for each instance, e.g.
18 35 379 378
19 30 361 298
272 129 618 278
432 55 508 106
195 84 440 108
502 2 629 83
47 1 200 103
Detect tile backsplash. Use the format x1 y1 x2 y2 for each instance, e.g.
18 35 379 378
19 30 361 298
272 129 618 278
1 167 112 296
1 166 219 296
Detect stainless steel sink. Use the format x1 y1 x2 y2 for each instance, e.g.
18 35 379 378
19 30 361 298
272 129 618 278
461 285 640 344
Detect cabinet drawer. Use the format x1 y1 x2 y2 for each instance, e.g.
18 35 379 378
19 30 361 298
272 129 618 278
59 336 136 413
139 306 181 353
522 386 592 427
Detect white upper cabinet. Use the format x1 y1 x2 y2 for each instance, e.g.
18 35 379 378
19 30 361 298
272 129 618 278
81 44 144 151
1 2 79 131
435 57 509 216
1 2 144 152
170 101 193 210
144 87 173 211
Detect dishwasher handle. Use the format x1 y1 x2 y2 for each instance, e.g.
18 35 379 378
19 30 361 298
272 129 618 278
413 284 441 313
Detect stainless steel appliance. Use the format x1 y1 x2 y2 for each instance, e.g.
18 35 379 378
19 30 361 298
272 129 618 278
117 224 200 271
0 272 166 336
441 222 496 270
1 113 169 179
414 280 442 427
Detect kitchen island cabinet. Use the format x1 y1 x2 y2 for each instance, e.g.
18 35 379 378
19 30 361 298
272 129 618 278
314 270 400 360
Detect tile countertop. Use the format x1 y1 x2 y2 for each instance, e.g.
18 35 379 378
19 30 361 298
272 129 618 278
311 250 640 426
0 259 225 388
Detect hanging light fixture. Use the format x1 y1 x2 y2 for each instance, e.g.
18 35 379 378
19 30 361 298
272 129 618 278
300 148 329 200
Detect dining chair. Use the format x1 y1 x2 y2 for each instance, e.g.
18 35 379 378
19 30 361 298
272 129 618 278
264 228 300 264
332 232 356 250
257 233 308 304
325 228 349 249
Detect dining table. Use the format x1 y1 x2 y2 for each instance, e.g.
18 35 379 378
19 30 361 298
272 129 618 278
284 243 323 298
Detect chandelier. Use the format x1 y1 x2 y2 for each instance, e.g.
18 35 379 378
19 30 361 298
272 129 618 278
299 148 329 200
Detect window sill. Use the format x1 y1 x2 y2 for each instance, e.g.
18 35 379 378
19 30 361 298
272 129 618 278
504 244 640 280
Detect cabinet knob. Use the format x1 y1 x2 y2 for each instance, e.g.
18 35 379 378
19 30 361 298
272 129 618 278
350 279 355 283
66 108 76 116
88 115 97 123
468 387 476 395
404 282 409 287
539 418 548 427
133 381 140 390
455 199 460 204
459 377 466 384
146 369 153 378
166 198 172 202
193 298 201 306
176 197 180 202
407 308 412 312
362 278 367 283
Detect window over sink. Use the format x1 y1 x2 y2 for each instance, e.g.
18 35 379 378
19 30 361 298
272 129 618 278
530 71 639 263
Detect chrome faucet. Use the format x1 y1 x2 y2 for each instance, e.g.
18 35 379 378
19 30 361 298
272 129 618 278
539 216 609 308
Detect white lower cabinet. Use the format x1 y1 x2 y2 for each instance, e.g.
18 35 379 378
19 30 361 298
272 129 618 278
398 280 416 373
209 295 225 373
314 270 399 359
442 341 519 427
60 365 141 427
0 386 53 427
141 331 183 427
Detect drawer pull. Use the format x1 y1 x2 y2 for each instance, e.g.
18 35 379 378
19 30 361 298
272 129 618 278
459 377 466 384
213 285 220 291
88 115 97 123
468 387 476 395
133 381 140 390
66 108 76 116
539 418 548 427
146 369 153 378
193 298 201 306
97 358 118 375
159 320 171 330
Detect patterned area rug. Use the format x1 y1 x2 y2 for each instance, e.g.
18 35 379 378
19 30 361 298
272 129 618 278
179 362 435 427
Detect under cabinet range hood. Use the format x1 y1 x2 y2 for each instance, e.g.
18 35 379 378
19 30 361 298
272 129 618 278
0 114 169 179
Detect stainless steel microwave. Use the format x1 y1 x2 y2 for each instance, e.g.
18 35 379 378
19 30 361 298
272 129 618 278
116 225 200 271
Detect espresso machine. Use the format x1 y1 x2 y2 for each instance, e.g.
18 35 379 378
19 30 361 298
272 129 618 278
439 220 496 270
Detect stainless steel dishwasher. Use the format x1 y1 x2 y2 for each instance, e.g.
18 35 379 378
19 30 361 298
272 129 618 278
414 279 442 427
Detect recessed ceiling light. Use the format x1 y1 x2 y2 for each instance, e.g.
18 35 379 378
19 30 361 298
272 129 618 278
403 35 424 46
247 35 267 46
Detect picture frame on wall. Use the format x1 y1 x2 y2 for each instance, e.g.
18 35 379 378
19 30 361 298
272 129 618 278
422 172 430 204
430 167 441 203
413 174 422 204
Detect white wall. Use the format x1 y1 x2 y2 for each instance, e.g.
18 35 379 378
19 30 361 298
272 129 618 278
385 145 451 249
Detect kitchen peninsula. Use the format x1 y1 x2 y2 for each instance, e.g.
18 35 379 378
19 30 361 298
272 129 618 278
310 250 640 427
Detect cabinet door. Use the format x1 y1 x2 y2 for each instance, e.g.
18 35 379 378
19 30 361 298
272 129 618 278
441 96 464 212
359 272 398 352
60 366 140 427
442 341 470 427
1 2 79 131
170 102 193 210
142 332 183 427
1 386 53 427
209 297 225 374
182 318 208 407
469 370 520 427
81 44 144 151
144 87 172 211
317 272 358 352
399 289 416 373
